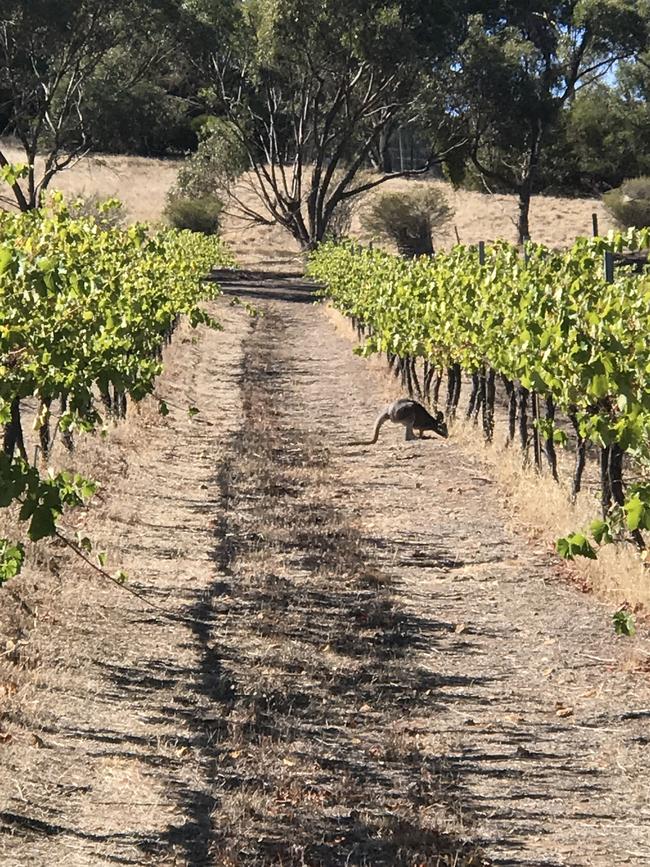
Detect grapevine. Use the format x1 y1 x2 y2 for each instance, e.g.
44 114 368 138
0 193 234 582
308 232 650 560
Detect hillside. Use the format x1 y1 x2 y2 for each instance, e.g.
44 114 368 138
0 143 618 267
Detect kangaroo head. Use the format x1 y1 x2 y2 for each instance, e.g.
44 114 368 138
434 411 449 438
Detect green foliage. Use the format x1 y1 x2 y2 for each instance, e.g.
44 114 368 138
0 540 24 584
205 0 470 248
165 195 223 235
309 230 650 449
0 163 28 187
604 177 650 229
434 2 649 239
563 83 650 191
237 0 466 75
173 119 248 202
556 533 598 561
360 186 453 257
622 483 650 531
590 519 613 545
0 0 197 208
554 482 650 561
81 56 198 156
67 195 126 229
0 196 235 582
612 608 636 637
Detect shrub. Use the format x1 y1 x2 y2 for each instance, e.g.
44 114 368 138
603 176 650 229
68 195 126 229
360 185 453 257
164 194 223 235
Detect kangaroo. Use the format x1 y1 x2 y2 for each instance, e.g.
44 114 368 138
353 398 449 445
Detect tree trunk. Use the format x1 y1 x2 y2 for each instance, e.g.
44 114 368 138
379 125 393 173
38 397 53 465
530 391 542 471
517 385 529 458
503 376 517 446
466 372 481 420
60 393 74 452
516 123 543 245
482 367 496 443
600 446 612 519
517 184 532 245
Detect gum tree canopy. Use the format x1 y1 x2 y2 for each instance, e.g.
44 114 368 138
204 0 470 249
447 0 649 243
0 0 184 211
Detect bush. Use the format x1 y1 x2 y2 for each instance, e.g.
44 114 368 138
164 195 223 235
68 195 126 229
360 185 453 257
603 177 650 229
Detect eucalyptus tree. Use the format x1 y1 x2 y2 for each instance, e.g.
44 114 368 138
447 1 649 243
563 75 650 190
200 0 470 249
0 0 185 211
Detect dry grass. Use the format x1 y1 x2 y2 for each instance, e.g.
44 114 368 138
0 302 249 865
1 141 615 265
0 141 179 224
452 421 650 611
4 266 650 864
182 301 486 865
0 292 486 865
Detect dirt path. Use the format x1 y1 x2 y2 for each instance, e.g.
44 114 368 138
2 273 650 866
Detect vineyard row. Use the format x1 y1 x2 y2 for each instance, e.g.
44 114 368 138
308 230 650 561
0 196 233 580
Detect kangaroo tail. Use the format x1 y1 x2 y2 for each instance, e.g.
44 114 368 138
347 409 390 446
369 409 390 443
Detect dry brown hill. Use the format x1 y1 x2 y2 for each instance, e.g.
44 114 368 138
0 142 617 267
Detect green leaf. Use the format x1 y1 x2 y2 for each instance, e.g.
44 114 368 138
28 505 57 542
589 519 612 545
188 406 200 418
623 494 650 531
590 374 609 398
0 163 28 186
553 429 568 446
78 536 93 553
0 246 12 274
612 609 636 637
158 400 170 417
556 532 597 560
0 540 25 583
556 536 572 559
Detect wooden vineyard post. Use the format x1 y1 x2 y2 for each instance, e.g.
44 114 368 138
521 240 542 468
603 250 614 284
600 251 615 518
592 212 599 238
475 242 496 442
